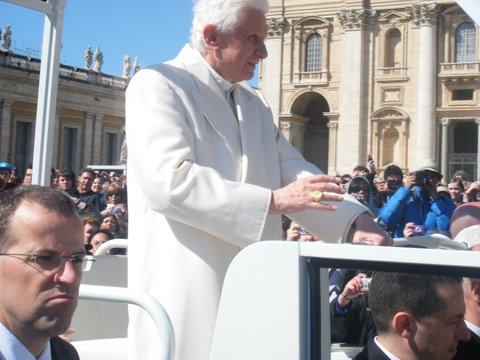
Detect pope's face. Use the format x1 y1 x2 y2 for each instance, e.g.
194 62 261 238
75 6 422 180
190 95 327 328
214 7 268 82
0 202 84 343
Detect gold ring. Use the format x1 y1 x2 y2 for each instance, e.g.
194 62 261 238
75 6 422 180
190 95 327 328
311 190 323 202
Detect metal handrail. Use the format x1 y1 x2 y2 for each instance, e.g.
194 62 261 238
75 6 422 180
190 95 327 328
96 239 128 255
79 284 175 360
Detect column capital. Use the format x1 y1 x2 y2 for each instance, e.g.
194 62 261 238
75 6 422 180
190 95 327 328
327 121 338 129
337 9 366 30
407 3 439 27
267 17 289 37
440 118 451 126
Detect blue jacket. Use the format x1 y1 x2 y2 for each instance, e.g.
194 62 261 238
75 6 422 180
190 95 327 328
379 186 456 238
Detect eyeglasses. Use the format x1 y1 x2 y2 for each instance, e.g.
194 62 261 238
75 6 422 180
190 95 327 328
0 253 95 272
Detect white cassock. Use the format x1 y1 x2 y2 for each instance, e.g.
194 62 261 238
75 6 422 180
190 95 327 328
126 44 367 360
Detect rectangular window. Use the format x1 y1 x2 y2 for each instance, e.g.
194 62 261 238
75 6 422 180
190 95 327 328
62 127 79 171
106 132 119 165
452 89 474 101
14 121 33 175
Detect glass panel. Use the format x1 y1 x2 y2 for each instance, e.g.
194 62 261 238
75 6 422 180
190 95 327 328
305 33 322 72
455 22 476 62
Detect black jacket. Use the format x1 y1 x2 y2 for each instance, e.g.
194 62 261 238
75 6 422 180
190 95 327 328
50 336 80 360
453 330 480 360
353 338 391 360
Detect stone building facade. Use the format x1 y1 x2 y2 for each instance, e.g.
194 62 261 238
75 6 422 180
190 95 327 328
0 50 126 176
261 0 479 179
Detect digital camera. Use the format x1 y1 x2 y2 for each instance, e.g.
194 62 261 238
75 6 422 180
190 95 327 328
387 179 400 191
361 278 371 292
414 171 431 186
413 224 425 236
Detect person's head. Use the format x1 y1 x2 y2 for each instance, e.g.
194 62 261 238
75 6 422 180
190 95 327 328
451 202 480 250
352 165 369 177
80 214 101 246
77 168 95 193
383 164 403 191
0 162 13 187
347 176 371 206
56 169 76 192
89 229 114 254
447 178 465 202
23 165 33 185
191 0 269 82
453 170 470 187
414 162 443 188
0 185 86 354
91 177 104 193
369 272 469 360
105 183 124 205
100 215 118 233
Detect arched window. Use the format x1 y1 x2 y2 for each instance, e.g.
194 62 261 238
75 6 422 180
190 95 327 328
305 33 322 72
455 22 476 62
384 28 402 68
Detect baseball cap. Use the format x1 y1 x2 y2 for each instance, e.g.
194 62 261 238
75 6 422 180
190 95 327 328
0 162 13 173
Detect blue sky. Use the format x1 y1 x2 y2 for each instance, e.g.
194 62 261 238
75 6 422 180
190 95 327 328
0 0 194 76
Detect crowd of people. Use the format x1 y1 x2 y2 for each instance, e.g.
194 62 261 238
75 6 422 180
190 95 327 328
0 162 128 255
283 158 480 242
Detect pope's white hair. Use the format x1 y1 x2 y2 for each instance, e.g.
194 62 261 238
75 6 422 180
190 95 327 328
190 0 269 53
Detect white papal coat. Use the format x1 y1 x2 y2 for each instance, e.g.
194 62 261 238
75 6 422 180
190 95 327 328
126 45 367 360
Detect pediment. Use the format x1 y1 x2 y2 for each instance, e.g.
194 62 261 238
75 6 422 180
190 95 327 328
377 10 409 24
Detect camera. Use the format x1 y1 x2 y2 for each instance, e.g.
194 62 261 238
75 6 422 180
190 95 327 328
414 171 431 186
413 224 425 236
298 227 310 236
361 278 371 292
387 179 400 191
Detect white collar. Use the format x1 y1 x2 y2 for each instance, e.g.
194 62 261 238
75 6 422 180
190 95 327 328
374 336 402 360
0 322 51 360
198 53 235 96
465 319 480 338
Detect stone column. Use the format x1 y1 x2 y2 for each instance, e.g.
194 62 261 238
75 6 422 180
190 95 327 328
92 113 103 165
327 120 339 175
0 99 13 161
337 9 367 173
83 112 95 166
440 118 450 177
264 17 289 125
476 118 480 179
52 112 61 167
408 3 439 165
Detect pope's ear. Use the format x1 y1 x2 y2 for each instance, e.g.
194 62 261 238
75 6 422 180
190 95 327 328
203 24 220 49
392 311 415 339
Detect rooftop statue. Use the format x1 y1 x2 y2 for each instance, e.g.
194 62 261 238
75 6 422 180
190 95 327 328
84 46 93 70
93 46 103 73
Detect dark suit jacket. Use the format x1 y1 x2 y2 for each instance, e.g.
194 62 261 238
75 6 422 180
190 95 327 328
50 336 80 360
353 338 391 360
453 330 480 360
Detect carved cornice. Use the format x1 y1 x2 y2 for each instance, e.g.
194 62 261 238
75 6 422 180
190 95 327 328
337 9 366 30
267 17 289 37
406 3 439 27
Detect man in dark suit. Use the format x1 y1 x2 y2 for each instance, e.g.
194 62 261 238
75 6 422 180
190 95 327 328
0 186 94 359
354 272 470 360
451 202 480 359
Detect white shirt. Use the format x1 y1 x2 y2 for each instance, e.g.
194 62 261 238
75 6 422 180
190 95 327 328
465 319 480 337
374 336 402 360
0 322 51 360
